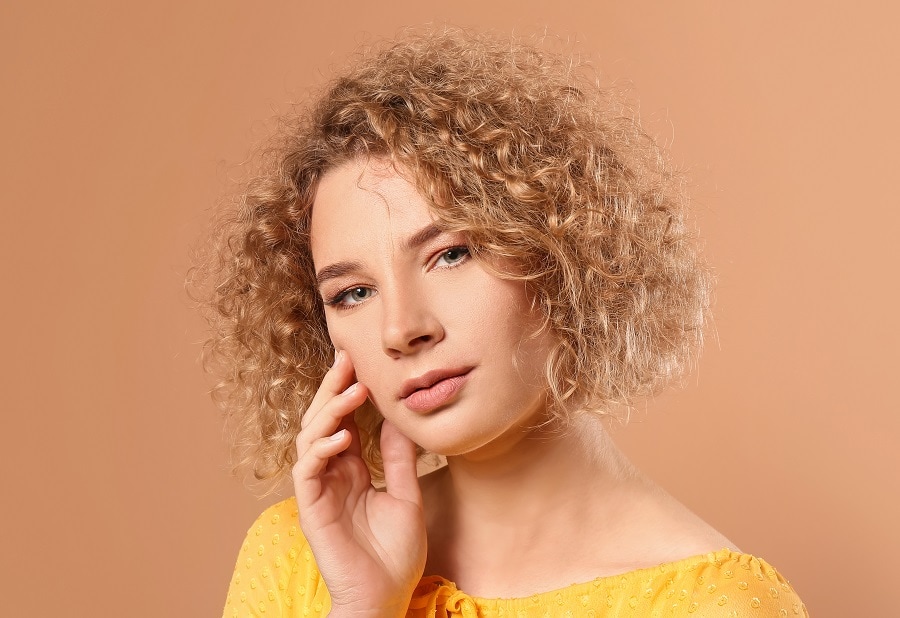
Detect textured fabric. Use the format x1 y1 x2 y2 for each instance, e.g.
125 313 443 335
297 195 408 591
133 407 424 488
223 497 808 617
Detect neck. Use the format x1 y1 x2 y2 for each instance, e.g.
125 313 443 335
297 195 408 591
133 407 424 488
433 413 650 546
421 412 667 593
420 413 734 597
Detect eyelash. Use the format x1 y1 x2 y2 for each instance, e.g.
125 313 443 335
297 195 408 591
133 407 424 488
323 245 471 310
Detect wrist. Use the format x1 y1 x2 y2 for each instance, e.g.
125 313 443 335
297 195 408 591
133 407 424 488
327 586 415 618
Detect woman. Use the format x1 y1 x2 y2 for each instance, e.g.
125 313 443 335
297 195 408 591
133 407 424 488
204 29 808 617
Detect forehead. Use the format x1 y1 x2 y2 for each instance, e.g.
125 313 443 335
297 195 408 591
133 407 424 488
309 158 435 265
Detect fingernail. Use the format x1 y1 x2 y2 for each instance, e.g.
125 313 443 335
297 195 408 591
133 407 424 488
342 383 358 396
332 350 342 367
329 429 346 441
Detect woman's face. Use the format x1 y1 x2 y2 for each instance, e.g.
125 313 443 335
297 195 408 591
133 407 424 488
310 158 553 458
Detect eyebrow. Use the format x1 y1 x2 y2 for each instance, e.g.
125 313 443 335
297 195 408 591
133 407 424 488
315 259 364 289
401 223 443 252
315 223 446 289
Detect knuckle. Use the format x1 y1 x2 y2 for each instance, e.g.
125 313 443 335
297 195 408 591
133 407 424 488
295 433 309 453
293 445 319 473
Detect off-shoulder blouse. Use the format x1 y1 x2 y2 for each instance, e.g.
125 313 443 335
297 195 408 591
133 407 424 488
223 498 808 617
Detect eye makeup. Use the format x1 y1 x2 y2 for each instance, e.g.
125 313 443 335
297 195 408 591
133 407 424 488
321 245 471 311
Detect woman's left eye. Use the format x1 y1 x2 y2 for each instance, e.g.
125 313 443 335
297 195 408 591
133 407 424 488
433 246 470 268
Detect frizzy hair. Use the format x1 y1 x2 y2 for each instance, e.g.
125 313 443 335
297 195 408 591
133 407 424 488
195 28 711 488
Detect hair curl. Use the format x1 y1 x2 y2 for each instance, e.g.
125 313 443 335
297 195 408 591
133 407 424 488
195 27 711 488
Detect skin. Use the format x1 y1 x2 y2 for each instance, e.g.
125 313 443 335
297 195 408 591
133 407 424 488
295 157 736 615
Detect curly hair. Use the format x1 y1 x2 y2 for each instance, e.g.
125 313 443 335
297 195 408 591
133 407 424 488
196 27 711 487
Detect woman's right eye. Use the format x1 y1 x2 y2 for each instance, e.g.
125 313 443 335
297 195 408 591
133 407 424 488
326 286 376 309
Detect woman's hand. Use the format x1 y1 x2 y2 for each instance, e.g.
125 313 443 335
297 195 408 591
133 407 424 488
292 351 427 618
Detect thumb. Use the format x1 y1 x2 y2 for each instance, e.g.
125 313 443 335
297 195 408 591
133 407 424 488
380 419 422 507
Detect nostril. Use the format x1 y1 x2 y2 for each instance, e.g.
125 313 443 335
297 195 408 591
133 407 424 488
381 311 444 355
410 334 435 346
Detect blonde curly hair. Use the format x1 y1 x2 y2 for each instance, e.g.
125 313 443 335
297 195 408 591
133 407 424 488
197 28 711 487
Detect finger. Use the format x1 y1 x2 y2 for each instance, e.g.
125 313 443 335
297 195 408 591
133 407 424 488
296 383 368 455
380 419 422 508
301 350 356 430
336 412 363 459
291 429 351 507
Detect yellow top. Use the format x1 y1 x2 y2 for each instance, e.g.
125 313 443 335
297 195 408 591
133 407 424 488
223 498 808 617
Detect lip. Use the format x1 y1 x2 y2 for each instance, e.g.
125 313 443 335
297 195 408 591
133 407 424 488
399 367 473 399
399 367 473 413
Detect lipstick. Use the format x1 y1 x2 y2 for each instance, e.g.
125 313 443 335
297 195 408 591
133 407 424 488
400 368 472 413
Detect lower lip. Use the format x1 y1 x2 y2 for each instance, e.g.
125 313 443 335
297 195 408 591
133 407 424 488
402 371 471 413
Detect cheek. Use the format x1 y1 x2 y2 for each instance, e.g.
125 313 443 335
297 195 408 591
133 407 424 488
474 280 550 382
471 278 535 340
325 317 384 389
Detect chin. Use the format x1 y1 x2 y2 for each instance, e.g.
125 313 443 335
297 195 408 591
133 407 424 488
391 414 483 457
406 430 477 458
386 394 545 459
409 418 524 460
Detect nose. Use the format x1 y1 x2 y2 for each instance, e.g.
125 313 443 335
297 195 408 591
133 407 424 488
380 282 444 357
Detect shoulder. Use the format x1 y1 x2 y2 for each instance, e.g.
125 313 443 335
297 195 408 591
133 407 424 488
222 497 332 618
666 550 809 617
242 497 302 547
234 498 308 576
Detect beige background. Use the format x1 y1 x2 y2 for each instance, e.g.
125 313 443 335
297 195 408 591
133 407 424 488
2 1 897 616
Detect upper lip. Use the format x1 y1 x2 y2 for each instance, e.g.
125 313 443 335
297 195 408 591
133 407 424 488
399 367 473 399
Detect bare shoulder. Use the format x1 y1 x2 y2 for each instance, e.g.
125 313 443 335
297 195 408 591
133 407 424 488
621 481 743 565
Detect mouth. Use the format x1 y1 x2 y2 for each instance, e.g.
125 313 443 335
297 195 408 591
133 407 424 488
399 367 473 413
